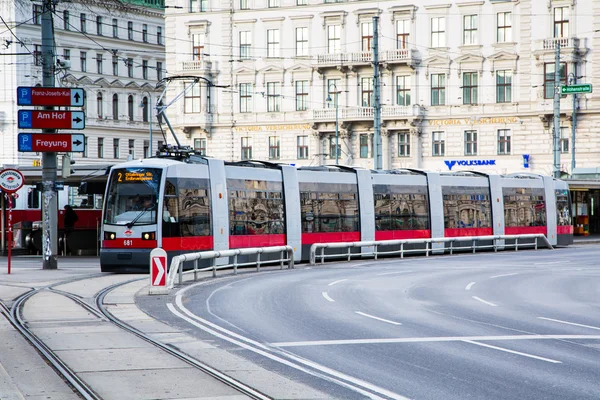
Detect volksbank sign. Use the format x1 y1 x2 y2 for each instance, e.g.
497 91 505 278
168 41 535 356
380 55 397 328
445 159 496 170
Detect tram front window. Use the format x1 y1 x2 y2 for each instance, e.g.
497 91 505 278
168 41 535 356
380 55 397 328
104 167 162 226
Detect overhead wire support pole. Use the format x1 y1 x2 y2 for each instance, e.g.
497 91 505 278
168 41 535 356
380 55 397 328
372 16 382 170
570 73 577 174
552 44 561 179
41 0 58 269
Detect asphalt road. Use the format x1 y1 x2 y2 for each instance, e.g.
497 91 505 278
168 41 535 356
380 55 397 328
143 247 600 400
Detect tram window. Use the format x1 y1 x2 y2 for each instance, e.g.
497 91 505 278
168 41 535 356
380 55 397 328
227 179 285 235
442 186 492 229
300 183 359 233
28 187 40 208
555 190 571 226
162 178 211 238
373 185 430 231
503 187 546 227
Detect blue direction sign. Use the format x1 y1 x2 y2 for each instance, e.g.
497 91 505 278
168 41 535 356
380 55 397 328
18 110 85 130
17 87 85 107
18 133 85 152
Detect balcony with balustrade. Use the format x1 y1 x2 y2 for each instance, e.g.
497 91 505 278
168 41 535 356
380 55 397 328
533 36 585 64
312 104 423 123
315 48 419 70
179 59 213 74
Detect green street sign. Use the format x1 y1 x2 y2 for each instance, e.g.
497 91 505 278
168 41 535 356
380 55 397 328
561 84 593 94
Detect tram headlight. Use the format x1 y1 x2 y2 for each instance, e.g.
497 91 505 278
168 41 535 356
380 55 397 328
142 232 156 240
103 231 116 240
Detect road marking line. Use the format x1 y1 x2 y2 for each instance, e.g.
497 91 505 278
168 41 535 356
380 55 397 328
271 334 600 348
328 279 347 287
538 317 600 331
491 273 519 279
465 282 476 291
322 292 335 302
355 312 402 326
534 261 563 265
463 340 562 364
472 296 497 307
376 270 413 276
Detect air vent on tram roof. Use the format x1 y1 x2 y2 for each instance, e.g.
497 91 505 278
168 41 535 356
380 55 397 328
503 173 543 180
226 160 283 169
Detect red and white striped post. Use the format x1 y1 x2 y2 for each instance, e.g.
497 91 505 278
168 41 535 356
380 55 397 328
149 248 168 295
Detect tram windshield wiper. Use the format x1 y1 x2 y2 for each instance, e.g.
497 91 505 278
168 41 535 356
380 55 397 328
126 205 156 229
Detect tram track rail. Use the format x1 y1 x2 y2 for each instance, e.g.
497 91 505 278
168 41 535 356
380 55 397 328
3 274 272 400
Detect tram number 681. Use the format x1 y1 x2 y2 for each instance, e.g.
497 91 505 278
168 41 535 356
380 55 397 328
123 240 133 246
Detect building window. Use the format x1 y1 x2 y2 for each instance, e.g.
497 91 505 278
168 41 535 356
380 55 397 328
192 34 204 60
157 61 163 81
112 94 119 120
241 137 252 160
127 58 133 78
185 82 202 113
63 49 70 61
432 131 445 156
64 11 70 30
361 21 373 51
497 12 512 43
496 70 512 103
112 19 118 37
295 80 308 111
398 131 410 157
463 72 478 105
199 0 208 11
33 45 42 66
240 0 249 10
98 138 104 158
239 83 252 113
80 51 87 72
327 78 340 108
144 140 149 158
194 138 207 155
267 82 281 112
96 16 103 35
361 77 373 107
80 13 86 33
359 134 370 158
97 92 103 118
396 19 410 49
128 21 133 40
329 135 341 159
128 95 134 121
83 136 88 158
157 26 162 44
296 27 308 57
113 138 120 159
327 25 341 54
554 7 569 38
297 0 307 5
142 60 148 80
268 0 279 7
142 24 148 42
464 130 477 156
396 76 410 106
559 127 569 153
112 55 118 76
142 97 149 122
431 17 445 48
463 15 477 45
33 5 42 24
544 62 567 99
297 136 308 159
267 29 280 58
128 139 135 157
96 53 103 74
269 136 280 159
431 74 446 106
497 129 511 155
190 0 197 11
239 31 251 59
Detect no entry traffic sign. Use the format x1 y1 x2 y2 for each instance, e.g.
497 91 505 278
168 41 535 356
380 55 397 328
18 133 85 152
17 87 85 107
18 110 85 130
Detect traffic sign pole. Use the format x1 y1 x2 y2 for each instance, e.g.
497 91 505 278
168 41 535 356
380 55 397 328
0 169 25 275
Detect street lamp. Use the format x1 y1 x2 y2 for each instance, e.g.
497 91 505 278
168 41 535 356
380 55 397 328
326 83 340 165
140 91 153 157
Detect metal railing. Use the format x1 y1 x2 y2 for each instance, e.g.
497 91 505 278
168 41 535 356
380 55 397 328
310 234 553 265
166 246 294 289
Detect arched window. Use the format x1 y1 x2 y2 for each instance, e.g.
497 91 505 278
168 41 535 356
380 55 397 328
112 94 118 120
128 95 134 121
142 96 149 122
97 92 103 118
